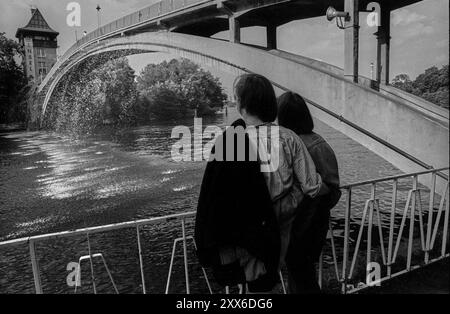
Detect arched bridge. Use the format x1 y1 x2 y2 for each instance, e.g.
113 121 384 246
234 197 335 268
30 0 448 182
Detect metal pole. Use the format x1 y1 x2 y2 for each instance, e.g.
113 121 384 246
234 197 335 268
29 240 43 294
136 225 147 294
441 187 449 256
406 176 418 270
341 188 352 294
344 0 360 83
392 190 413 263
96 5 102 29
86 233 97 294
430 182 449 248
425 173 436 263
352 0 360 83
329 221 340 281
181 219 190 294
367 184 376 266
416 190 426 251
375 199 386 265
165 239 179 294
349 200 369 278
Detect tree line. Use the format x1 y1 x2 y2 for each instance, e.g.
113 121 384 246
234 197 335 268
392 65 449 109
0 33 28 123
50 57 228 136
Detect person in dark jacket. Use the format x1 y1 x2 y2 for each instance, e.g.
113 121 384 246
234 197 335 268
194 118 281 291
277 92 342 294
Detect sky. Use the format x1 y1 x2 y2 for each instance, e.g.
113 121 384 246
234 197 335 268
1 0 448 85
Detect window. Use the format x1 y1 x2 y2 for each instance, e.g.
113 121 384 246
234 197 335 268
37 49 46 58
38 61 47 76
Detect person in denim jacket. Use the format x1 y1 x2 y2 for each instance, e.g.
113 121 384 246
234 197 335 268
278 91 341 294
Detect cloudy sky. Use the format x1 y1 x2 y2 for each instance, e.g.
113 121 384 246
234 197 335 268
1 0 448 81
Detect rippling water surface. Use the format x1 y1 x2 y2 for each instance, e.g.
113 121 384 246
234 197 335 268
2 110 440 294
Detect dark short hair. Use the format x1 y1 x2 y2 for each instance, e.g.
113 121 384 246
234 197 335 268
234 74 278 123
277 92 314 135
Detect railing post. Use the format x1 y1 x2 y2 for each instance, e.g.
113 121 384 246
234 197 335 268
86 232 97 294
181 219 190 294
136 225 147 294
387 179 397 276
441 187 449 256
425 173 436 264
349 199 370 279
367 184 376 267
407 176 418 270
341 188 352 294
430 182 449 250
29 240 43 294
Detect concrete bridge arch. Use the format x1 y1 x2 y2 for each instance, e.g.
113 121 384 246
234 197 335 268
36 31 448 188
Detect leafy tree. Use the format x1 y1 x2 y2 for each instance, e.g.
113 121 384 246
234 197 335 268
145 82 188 120
137 58 199 91
182 70 227 113
95 58 138 125
392 74 414 93
392 65 449 109
0 32 27 123
137 58 227 120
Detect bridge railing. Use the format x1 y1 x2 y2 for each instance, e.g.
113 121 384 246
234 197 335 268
68 0 210 59
338 167 449 293
0 167 448 294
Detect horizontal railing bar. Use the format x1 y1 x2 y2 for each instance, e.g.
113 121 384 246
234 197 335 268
0 211 195 249
340 167 449 189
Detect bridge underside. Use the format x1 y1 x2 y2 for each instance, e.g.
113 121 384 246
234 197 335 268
169 0 422 36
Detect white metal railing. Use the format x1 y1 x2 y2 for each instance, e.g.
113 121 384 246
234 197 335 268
338 167 449 293
0 167 448 294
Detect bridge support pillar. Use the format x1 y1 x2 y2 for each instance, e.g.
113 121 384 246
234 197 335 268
267 23 277 50
375 8 391 85
344 0 360 83
229 15 240 43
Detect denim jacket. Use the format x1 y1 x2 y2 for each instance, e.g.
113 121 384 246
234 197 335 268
250 124 323 266
299 132 340 188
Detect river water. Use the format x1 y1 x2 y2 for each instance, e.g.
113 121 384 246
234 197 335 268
1 109 427 294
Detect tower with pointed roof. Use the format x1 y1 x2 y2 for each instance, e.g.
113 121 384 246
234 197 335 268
16 7 59 85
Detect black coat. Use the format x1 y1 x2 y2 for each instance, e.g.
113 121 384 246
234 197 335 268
194 119 280 279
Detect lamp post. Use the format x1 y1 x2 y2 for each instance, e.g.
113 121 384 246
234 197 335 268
96 5 102 29
370 62 375 80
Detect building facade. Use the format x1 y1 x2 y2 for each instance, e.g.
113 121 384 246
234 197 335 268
16 7 59 85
